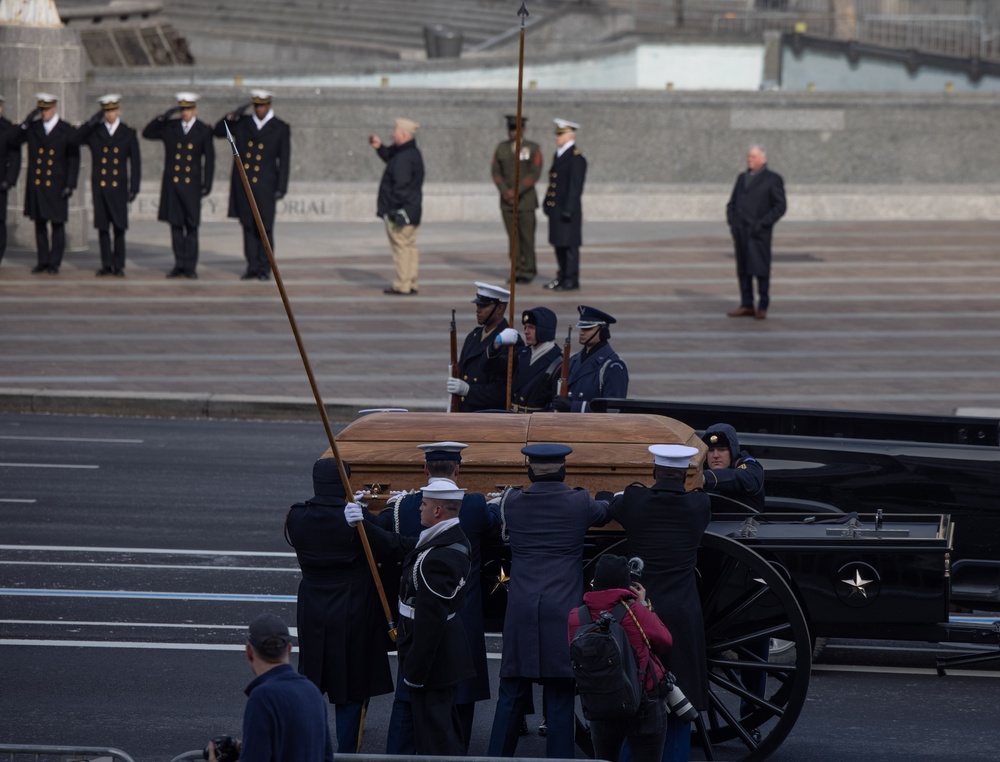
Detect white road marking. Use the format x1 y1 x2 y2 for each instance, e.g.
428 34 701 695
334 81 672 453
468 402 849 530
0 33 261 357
0 463 99 470
811 663 1000 678
0 560 299 572
0 435 143 444
0 544 296 558
0 588 296 602
0 499 37 503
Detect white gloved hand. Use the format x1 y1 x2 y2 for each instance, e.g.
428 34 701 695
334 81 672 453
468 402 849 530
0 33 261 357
447 377 470 396
344 503 364 526
352 490 371 509
494 328 520 347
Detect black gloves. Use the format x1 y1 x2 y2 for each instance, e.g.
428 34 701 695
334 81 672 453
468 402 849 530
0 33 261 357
21 107 41 128
274 191 285 201
0 181 9 193
87 110 104 127
162 106 181 120
201 186 211 197
560 211 572 222
393 209 411 227
60 186 74 199
128 191 137 203
232 102 252 118
551 396 572 413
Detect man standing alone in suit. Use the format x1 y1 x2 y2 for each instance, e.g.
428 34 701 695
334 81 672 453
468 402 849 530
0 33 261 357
542 118 586 292
725 144 786 320
0 95 22 269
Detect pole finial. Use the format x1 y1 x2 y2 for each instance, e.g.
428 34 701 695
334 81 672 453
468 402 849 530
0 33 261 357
518 3 529 22
223 120 239 157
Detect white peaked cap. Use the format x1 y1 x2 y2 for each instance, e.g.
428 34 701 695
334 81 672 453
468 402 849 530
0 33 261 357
648 444 699 468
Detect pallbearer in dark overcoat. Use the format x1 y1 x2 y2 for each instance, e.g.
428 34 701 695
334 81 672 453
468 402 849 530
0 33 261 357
0 95 23 267
10 93 80 274
542 118 587 291
486 306 562 413
448 281 515 412
142 92 215 278
610 444 712 762
284 458 393 753
214 89 290 280
72 94 141 277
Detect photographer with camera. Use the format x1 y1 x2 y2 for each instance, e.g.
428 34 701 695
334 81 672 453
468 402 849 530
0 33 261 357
206 612 333 762
610 445 711 762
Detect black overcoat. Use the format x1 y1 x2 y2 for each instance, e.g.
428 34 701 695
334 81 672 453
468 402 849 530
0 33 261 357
542 145 586 247
456 319 512 412
0 118 22 222
12 118 80 224
610 480 712 710
499 481 610 679
725 166 786 277
142 117 215 227
565 341 629 413
375 139 423 225
72 120 141 230
284 499 394 704
214 113 290 230
486 341 562 412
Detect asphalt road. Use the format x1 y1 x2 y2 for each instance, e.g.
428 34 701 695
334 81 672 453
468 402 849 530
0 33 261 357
3 414 1000 761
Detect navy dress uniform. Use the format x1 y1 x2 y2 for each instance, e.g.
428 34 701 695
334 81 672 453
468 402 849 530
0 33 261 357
0 96 23 267
284 459 394 753
492 114 544 283
542 118 587 291
213 89 291 280
370 442 500 754
610 444 712 761
485 306 563 412
487 444 611 759
72 94 141 277
449 282 515 412
142 92 215 278
557 305 629 413
10 93 80 274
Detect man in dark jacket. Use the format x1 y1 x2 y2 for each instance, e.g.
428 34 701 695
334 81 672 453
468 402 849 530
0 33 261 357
610 444 711 762
347 478 475 755
10 93 80 275
486 306 563 412
487 444 611 759
725 144 786 320
554 305 628 413
448 281 515 411
370 117 424 295
208 612 334 762
0 95 22 268
542 118 586 291
142 92 215 278
284 459 393 753
369 442 500 753
72 94 141 277
214 89 290 281
701 423 765 512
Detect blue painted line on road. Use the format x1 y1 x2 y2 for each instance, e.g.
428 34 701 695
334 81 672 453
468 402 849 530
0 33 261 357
0 588 296 602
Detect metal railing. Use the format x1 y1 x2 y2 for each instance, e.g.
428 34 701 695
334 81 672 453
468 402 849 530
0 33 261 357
858 14 992 59
0 745 138 762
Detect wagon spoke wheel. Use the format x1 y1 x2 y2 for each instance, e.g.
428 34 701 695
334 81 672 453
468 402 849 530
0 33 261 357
697 532 811 761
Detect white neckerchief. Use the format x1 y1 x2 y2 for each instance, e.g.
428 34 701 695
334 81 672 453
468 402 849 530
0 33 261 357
105 118 120 136
253 109 274 130
556 138 575 159
416 516 460 548
529 340 557 364
181 118 194 135
43 114 59 135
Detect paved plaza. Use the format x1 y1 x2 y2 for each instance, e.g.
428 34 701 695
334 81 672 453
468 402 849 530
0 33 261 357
2 216 999 420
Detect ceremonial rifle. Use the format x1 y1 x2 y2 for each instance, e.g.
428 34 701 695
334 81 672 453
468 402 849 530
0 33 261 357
506 2 529 410
449 309 460 412
223 122 396 643
558 326 572 398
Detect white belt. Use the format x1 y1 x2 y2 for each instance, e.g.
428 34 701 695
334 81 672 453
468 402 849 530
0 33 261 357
398 601 457 620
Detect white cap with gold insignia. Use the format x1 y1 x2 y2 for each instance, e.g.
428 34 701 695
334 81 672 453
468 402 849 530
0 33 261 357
250 89 274 105
553 118 580 134
35 93 58 108
97 94 122 110
175 92 200 108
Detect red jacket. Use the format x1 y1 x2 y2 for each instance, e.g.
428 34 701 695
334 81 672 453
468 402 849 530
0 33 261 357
567 588 673 692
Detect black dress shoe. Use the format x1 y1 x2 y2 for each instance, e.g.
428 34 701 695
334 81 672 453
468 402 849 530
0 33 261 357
544 278 561 290
184 271 198 279
166 268 183 278
96 268 112 277
31 265 47 274
554 282 579 291
240 271 257 280
47 266 59 275
113 269 125 278
257 273 270 281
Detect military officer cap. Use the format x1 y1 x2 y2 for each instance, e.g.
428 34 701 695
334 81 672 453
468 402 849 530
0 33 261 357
35 93 58 108
703 430 731 450
418 441 468 462
472 281 510 305
505 113 527 129
250 89 274 105
648 444 699 469
308 457 351 505
522 307 557 343
421 477 467 501
175 92 200 108
521 443 573 463
395 117 420 135
553 118 580 134
575 305 616 329
97 94 122 111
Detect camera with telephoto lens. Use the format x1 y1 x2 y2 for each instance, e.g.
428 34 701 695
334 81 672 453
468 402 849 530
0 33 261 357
203 735 239 762
661 672 699 723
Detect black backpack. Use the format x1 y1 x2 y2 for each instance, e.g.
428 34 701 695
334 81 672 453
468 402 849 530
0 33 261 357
570 602 644 721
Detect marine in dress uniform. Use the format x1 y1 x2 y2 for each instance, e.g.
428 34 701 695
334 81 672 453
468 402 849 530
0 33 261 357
491 114 543 283
486 306 563 412
610 445 712 762
142 92 215 278
348 479 476 756
542 118 587 291
284 459 394 753
214 89 290 281
72 94 141 277
10 93 80 275
725 144 786 320
369 442 501 754
553 305 629 413
0 95 23 267
487 444 611 759
447 282 515 412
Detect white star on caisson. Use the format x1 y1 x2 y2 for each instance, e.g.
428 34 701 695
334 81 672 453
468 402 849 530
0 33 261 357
841 569 873 598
